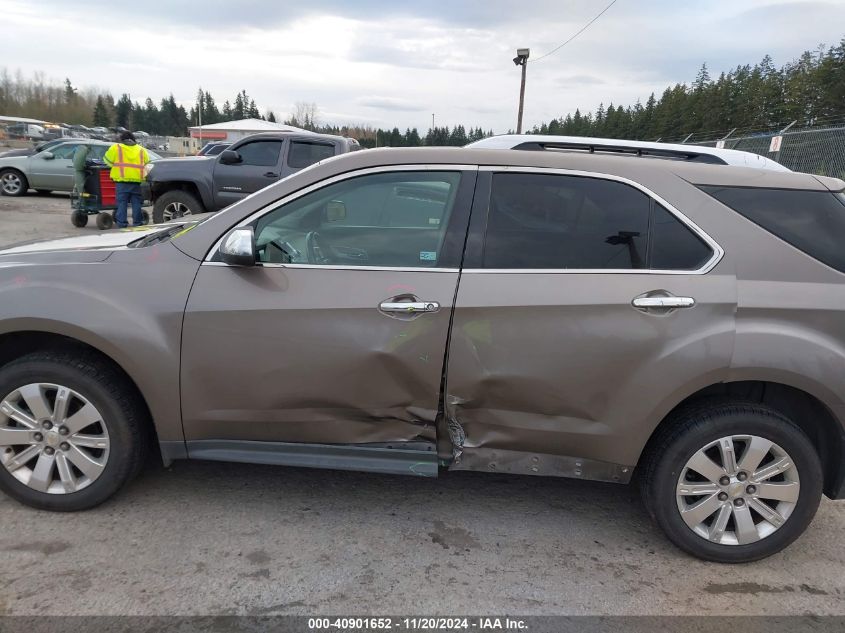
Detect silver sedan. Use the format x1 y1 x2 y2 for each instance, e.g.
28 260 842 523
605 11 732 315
0 140 160 196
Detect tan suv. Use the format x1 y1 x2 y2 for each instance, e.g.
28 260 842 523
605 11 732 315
0 147 843 563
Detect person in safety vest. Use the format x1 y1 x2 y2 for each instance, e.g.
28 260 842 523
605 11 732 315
104 131 150 228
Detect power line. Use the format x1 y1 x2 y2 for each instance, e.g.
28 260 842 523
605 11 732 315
532 0 620 63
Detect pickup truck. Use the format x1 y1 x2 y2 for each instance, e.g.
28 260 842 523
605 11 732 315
146 132 360 222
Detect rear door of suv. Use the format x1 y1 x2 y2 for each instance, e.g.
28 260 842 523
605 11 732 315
444 167 738 473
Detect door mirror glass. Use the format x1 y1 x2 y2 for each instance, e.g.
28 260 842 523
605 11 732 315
324 200 346 222
219 149 241 165
219 226 256 266
41 151 54 160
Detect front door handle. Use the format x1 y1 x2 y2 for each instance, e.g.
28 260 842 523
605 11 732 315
632 295 695 309
263 172 278 178
379 301 440 314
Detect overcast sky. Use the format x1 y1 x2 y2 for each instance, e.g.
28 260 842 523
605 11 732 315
1 0 843 132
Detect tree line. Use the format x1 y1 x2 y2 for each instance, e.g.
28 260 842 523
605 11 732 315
529 39 845 142
3 39 843 144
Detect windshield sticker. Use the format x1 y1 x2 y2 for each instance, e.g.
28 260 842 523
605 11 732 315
420 251 437 261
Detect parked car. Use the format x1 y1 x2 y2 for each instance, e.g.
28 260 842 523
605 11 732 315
0 140 162 196
467 134 790 171
0 147 843 563
0 138 79 160
196 142 231 157
5 123 45 141
146 131 360 223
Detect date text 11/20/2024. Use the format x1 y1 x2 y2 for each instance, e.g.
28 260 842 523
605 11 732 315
307 617 528 630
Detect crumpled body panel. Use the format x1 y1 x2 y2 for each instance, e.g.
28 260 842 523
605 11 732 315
181 265 459 445
445 271 737 470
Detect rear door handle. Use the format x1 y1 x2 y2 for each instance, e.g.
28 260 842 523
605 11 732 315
632 296 695 309
263 172 278 178
379 301 440 314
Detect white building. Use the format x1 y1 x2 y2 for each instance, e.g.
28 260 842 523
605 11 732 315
187 118 313 144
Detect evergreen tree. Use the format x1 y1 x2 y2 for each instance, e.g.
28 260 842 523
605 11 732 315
115 93 133 129
92 96 111 126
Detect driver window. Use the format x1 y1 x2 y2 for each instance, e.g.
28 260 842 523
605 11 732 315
254 171 461 268
236 141 283 166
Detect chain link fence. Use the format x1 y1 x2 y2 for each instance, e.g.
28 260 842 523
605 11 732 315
694 125 845 179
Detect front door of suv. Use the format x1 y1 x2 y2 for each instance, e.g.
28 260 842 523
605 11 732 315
181 166 477 451
445 168 737 473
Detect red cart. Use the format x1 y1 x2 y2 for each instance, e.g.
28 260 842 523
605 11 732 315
69 164 149 230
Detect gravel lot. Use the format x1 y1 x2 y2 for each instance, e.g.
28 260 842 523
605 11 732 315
0 194 843 616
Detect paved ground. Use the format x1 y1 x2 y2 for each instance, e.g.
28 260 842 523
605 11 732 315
0 194 843 616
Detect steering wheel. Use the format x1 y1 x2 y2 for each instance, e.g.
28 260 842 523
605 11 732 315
305 231 333 264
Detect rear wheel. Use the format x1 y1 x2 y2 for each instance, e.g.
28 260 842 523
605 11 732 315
0 169 28 196
0 352 146 511
641 400 822 563
96 212 114 230
153 190 204 223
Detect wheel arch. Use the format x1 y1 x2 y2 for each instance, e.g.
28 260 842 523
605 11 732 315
638 378 845 499
0 329 164 463
151 180 209 211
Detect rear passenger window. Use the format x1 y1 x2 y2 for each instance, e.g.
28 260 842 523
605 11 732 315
288 142 336 169
484 173 650 269
649 203 713 270
701 186 845 273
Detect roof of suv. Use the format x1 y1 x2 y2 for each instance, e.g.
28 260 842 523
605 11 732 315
467 134 790 172
315 147 837 191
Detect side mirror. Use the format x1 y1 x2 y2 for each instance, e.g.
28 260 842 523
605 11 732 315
219 149 241 165
41 151 54 160
325 200 347 222
218 226 256 266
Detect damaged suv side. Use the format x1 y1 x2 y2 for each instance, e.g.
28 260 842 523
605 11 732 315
0 147 843 563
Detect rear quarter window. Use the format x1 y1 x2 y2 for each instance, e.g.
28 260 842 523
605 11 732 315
700 186 845 273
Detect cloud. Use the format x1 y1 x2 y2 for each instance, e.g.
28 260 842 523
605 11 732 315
556 74 607 87
356 97 427 112
0 0 842 133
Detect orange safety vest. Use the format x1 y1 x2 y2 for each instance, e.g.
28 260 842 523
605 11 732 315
105 143 149 183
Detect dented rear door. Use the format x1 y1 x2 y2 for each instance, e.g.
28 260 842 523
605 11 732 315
180 166 477 446
444 168 736 476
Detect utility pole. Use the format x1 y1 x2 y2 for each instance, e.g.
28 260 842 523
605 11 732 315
197 87 203 150
513 48 530 134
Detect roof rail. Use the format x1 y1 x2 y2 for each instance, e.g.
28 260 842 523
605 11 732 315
511 141 728 165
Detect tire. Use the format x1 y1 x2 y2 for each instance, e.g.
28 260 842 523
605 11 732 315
0 169 28 196
153 189 204 224
141 210 150 226
0 351 147 511
71 212 89 228
96 212 114 230
640 399 822 563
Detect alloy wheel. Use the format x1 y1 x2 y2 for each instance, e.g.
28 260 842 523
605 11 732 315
0 383 110 494
163 201 192 222
1 172 23 195
676 435 800 545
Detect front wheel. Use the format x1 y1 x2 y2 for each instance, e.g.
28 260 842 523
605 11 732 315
0 352 147 511
0 169 28 196
641 400 822 563
153 190 204 223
